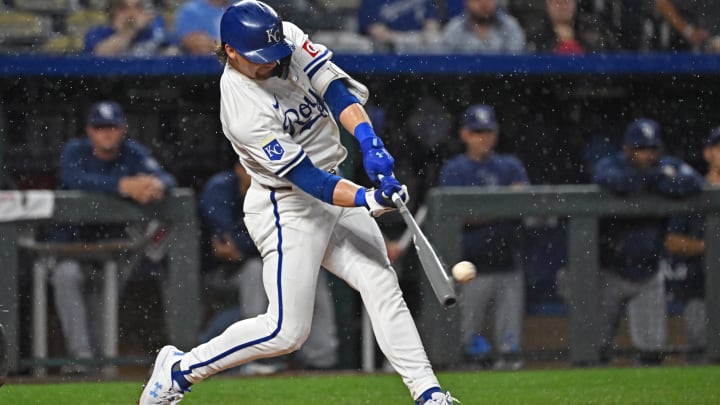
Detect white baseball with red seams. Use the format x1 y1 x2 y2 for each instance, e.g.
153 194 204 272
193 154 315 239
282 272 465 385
452 261 477 284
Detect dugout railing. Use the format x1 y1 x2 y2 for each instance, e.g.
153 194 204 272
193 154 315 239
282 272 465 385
0 188 201 373
418 184 720 367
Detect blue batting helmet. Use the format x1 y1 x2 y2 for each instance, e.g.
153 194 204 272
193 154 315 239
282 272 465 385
220 0 293 64
623 118 662 149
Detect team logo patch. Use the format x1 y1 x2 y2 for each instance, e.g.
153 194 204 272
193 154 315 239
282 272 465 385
262 138 285 161
302 39 320 57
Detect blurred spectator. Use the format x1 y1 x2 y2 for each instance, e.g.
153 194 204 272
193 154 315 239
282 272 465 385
198 160 338 372
173 0 229 55
441 0 526 54
525 0 619 54
51 101 176 373
84 0 172 56
655 0 720 53
357 0 441 52
593 118 704 366
662 126 720 364
443 0 465 21
439 104 528 370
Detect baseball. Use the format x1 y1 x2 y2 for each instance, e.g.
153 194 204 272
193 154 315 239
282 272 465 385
451 261 477 284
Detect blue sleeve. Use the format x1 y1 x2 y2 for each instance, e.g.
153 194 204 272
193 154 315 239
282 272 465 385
83 26 113 54
60 141 123 193
509 157 530 184
324 79 360 122
200 175 256 257
173 5 197 43
128 142 177 189
650 157 704 198
285 156 342 203
592 155 643 194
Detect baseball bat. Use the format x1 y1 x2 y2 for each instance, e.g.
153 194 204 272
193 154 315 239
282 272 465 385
391 193 457 308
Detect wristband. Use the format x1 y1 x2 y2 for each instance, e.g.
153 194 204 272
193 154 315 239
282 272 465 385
354 187 368 207
354 122 376 145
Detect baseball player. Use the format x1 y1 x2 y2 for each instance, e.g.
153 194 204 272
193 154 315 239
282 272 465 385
662 126 720 364
139 2 456 404
593 118 704 365
438 104 528 370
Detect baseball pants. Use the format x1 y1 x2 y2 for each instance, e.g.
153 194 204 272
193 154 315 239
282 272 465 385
599 269 667 351
179 184 439 399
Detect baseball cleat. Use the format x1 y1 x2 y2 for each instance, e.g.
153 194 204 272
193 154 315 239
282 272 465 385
420 391 459 405
138 345 187 405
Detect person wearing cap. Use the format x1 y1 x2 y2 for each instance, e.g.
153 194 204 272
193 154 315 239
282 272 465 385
662 126 720 364
592 118 704 366
140 1 456 404
438 104 529 370
173 0 231 55
49 100 176 373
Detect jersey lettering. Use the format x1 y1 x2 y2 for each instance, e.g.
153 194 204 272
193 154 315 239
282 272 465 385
275 89 329 136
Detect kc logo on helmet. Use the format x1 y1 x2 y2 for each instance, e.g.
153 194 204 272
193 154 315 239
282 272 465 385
266 27 282 44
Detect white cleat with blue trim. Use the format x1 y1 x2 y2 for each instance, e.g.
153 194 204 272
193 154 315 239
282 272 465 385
420 391 460 405
138 345 187 405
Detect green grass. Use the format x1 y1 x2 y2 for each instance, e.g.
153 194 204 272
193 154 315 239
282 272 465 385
1 366 719 404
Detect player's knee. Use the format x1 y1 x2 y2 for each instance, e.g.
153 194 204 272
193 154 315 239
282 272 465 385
273 325 311 353
50 260 84 288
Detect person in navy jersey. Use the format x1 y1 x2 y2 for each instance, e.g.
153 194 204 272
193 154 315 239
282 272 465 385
357 0 441 52
593 118 704 365
197 160 339 372
84 0 171 56
50 100 176 373
662 126 720 364
439 104 529 370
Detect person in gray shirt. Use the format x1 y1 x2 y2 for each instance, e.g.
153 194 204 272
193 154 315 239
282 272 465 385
441 0 525 53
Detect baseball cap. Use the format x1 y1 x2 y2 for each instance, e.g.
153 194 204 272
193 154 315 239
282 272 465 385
88 101 126 127
463 104 498 132
623 118 662 149
706 126 720 146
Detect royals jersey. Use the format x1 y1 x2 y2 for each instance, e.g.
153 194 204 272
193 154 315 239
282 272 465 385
219 22 368 189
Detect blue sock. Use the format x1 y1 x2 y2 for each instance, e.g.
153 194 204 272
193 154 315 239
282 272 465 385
171 361 192 392
416 387 442 404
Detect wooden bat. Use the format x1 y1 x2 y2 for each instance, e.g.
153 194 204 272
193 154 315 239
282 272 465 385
391 194 457 308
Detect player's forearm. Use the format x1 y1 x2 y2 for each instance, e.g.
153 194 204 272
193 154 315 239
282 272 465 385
332 179 364 207
338 103 371 135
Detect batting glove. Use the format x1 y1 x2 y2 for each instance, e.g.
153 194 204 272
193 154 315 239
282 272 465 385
359 136 395 184
357 176 409 217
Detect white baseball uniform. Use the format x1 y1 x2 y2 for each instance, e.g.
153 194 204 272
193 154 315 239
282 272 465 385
176 22 440 400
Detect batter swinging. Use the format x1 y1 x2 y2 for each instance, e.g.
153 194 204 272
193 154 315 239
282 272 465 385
139 1 456 404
